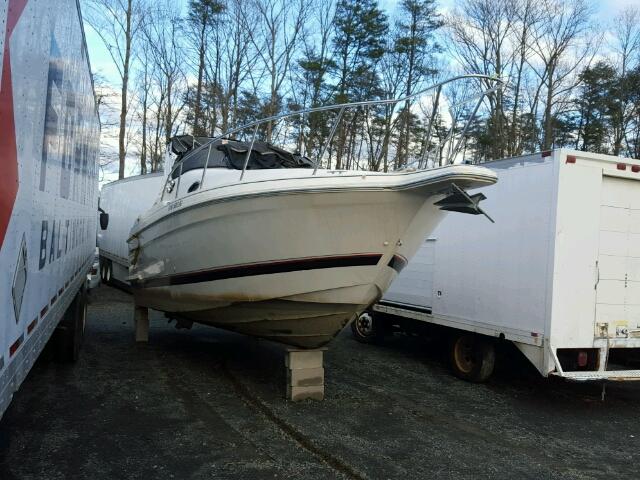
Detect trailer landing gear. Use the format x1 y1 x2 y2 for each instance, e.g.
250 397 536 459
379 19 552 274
55 283 87 362
450 334 495 382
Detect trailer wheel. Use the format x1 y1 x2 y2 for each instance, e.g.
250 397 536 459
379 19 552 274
104 260 112 285
99 257 108 283
351 311 386 344
55 283 87 363
450 334 495 382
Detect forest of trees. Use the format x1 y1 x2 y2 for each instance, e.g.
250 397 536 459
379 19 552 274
84 0 640 179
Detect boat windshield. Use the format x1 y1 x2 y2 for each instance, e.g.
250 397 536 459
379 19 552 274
170 137 314 180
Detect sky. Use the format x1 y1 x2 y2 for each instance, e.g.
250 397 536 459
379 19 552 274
82 0 640 182
84 0 640 89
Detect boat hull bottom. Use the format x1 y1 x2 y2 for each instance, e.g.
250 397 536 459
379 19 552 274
168 298 367 349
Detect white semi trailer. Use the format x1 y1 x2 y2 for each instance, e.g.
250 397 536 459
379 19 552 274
353 150 640 383
0 0 99 417
97 173 164 286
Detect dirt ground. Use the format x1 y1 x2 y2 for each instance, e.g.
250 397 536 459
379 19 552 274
1 285 639 479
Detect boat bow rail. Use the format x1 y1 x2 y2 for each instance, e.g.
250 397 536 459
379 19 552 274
166 74 505 184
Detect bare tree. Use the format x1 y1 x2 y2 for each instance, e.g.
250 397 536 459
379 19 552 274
209 0 257 134
185 0 224 135
446 0 517 159
86 0 142 179
529 0 596 150
609 6 640 155
134 45 153 174
506 0 544 155
394 0 442 167
241 0 309 141
142 2 188 145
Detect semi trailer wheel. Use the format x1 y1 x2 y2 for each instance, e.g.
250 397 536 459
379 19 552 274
99 257 105 282
55 283 87 362
351 311 387 344
99 257 112 284
99 257 108 283
104 260 112 284
450 333 495 382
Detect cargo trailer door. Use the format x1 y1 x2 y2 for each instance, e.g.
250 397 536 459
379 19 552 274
595 175 640 336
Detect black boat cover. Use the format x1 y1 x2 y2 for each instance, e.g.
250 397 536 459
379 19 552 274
170 136 314 179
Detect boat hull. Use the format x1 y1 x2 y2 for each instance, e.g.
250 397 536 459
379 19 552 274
129 168 495 348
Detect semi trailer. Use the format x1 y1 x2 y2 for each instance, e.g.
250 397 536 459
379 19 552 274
0 0 99 416
97 172 164 287
353 150 640 383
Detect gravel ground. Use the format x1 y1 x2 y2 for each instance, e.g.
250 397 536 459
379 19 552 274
1 285 639 479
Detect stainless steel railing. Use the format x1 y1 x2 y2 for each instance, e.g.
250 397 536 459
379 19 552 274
186 74 504 180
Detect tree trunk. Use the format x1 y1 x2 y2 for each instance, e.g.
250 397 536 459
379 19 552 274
193 20 207 135
542 65 555 151
118 0 133 179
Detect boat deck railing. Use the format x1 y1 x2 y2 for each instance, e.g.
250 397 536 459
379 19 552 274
185 74 504 181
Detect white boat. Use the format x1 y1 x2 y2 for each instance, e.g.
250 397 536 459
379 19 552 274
127 75 501 349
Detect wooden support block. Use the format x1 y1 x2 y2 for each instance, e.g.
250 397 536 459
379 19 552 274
287 385 324 402
287 367 324 387
285 348 325 369
134 305 149 342
285 348 327 401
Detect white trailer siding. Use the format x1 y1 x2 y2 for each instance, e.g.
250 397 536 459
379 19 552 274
385 238 435 308
432 157 557 345
97 173 163 282
0 0 99 416
595 175 640 332
379 150 640 379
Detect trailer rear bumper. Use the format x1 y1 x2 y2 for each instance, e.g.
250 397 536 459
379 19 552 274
551 370 640 382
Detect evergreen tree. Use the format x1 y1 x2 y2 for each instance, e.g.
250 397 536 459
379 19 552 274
575 62 616 153
332 0 388 102
394 0 442 167
331 0 388 168
185 0 224 136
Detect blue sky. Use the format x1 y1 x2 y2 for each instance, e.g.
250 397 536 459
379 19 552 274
84 0 639 88
83 0 639 181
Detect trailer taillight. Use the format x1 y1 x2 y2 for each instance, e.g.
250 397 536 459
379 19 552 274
632 165 640 173
577 351 588 367
617 163 627 171
566 155 576 164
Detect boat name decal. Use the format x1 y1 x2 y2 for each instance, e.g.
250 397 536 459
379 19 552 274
168 200 183 212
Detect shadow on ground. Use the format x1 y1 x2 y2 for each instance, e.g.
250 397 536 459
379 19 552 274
1 285 638 479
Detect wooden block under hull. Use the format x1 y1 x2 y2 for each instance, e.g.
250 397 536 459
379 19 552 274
287 385 324 401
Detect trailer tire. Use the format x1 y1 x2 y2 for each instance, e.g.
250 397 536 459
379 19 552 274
104 260 112 285
450 334 495 382
99 257 107 283
54 283 87 363
351 311 387 344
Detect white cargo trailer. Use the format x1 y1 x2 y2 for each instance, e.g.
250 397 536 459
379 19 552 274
353 150 640 382
0 0 99 417
97 173 164 286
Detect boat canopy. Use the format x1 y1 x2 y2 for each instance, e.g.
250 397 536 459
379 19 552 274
170 136 314 179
